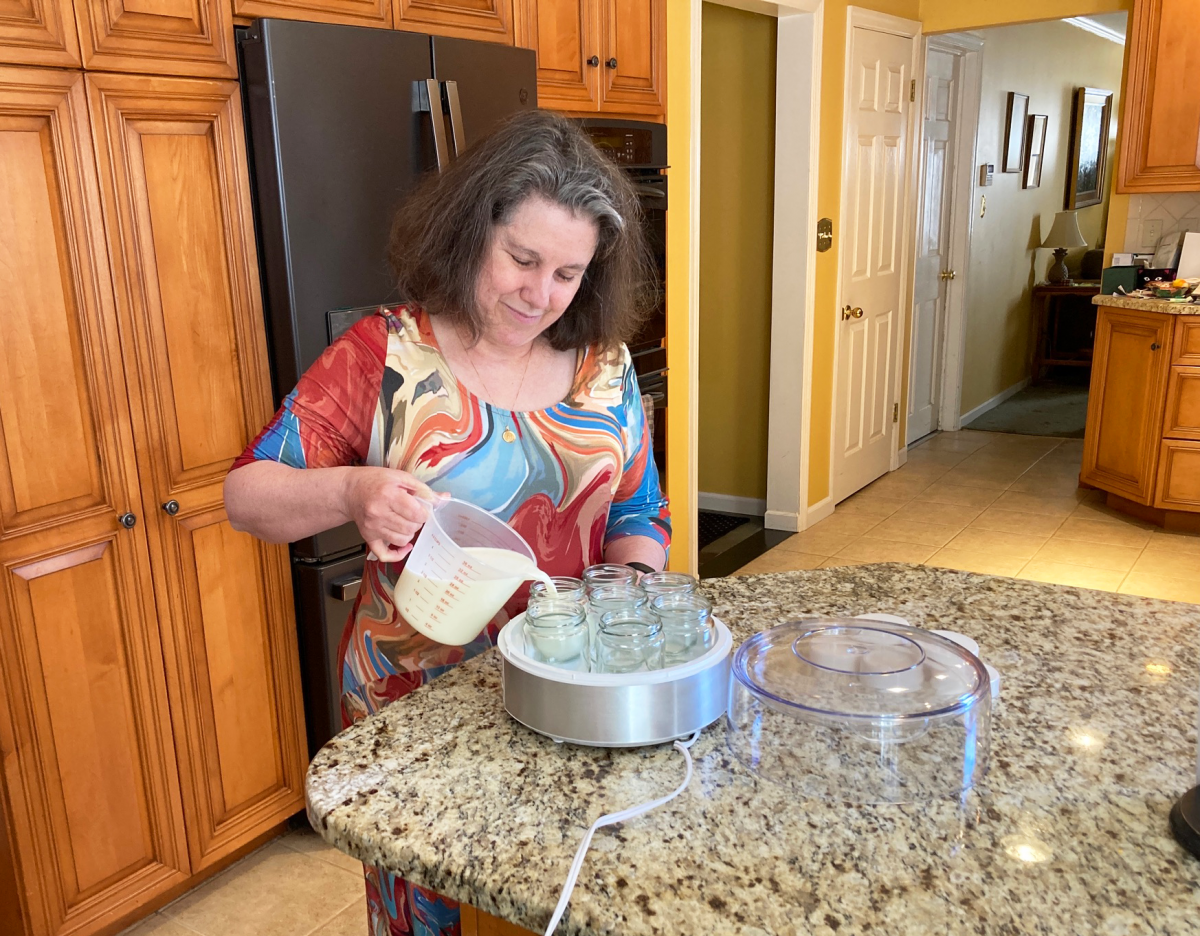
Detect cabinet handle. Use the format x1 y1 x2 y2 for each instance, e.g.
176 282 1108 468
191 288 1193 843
587 55 599 67
162 500 180 516
1151 343 1161 350
118 512 137 529
606 57 618 69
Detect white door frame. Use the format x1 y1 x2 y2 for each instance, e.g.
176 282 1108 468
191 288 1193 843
829 6 922 503
923 31 984 434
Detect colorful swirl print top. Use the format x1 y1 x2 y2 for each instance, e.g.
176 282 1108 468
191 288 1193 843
231 306 670 724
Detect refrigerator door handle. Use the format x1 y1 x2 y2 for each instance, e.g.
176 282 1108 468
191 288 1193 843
443 80 466 159
415 78 450 171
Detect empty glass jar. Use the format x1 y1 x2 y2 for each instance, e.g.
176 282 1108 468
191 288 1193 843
523 598 590 672
582 564 639 593
651 592 715 666
594 608 665 674
528 576 586 603
639 571 698 600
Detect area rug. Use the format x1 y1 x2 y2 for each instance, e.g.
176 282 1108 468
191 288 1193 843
963 379 1089 438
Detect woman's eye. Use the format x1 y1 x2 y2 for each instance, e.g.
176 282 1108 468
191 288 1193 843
512 256 534 268
556 272 578 283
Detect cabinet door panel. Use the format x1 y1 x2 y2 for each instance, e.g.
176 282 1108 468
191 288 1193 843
0 66 190 936
1081 308 1174 503
1175 319 1200 364
74 0 236 78
1155 439 1200 510
599 0 662 115
1164 366 1200 442
1118 0 1200 192
86 72 307 871
395 0 511 43
0 0 81 67
232 0 391 28
515 0 597 111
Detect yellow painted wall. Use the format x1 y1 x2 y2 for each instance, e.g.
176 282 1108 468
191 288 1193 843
919 0 1129 34
666 0 695 570
807 0 921 507
958 19 1125 415
698 3 777 502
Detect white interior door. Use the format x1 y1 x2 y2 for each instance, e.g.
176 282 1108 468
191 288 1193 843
907 47 960 443
832 24 915 504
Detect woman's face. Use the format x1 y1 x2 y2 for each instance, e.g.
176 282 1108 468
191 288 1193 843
474 194 599 349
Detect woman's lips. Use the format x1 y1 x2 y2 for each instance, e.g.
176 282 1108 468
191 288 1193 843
504 302 541 324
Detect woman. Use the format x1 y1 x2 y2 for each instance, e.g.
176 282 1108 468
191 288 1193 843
224 110 670 936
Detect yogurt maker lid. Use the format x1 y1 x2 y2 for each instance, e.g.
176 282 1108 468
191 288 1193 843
732 619 988 722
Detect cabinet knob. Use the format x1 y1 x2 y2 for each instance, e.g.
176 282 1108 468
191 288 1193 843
118 512 137 529
606 57 618 69
587 55 599 67
1151 343 1161 351
162 500 180 516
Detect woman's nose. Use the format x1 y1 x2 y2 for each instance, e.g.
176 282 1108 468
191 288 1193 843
521 271 553 310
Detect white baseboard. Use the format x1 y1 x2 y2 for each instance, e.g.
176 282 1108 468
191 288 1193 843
959 377 1031 427
764 510 800 532
698 492 767 516
805 496 834 528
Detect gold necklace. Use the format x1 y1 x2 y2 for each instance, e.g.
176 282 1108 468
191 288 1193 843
462 335 534 444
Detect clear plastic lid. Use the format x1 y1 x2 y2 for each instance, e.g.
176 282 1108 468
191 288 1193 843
733 619 988 724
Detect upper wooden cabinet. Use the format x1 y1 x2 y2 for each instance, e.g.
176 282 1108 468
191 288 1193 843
232 0 392 28
515 0 663 117
1118 0 1200 192
0 0 81 67
74 0 236 76
395 0 512 43
85 71 308 873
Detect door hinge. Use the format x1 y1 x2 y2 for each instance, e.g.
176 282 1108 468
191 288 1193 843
893 402 899 423
910 79 916 103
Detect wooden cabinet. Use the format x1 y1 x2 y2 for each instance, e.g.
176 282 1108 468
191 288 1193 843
1156 440 1200 509
0 65 191 936
1081 307 1173 503
1118 0 1200 192
515 0 663 117
232 0 393 29
0 0 81 67
0 67 307 936
86 72 308 874
395 0 513 43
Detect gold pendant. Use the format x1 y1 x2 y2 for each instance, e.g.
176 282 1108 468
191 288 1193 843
502 427 517 443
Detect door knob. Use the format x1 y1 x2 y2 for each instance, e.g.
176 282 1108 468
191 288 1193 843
940 270 956 280
587 55 599 67
118 512 137 529
606 57 618 69
842 305 865 320
162 499 180 516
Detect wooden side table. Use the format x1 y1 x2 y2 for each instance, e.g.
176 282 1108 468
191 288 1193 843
1030 282 1101 383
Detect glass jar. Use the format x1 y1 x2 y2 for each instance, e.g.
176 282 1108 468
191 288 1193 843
650 592 715 666
594 608 665 674
528 576 586 603
639 571 698 600
582 563 639 594
586 583 647 645
523 599 590 671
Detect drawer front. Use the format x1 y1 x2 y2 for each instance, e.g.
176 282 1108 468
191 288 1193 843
1175 318 1200 364
1155 439 1200 511
1165 366 1200 440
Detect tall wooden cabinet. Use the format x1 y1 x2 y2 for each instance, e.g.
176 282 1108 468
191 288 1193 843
514 0 663 117
1118 0 1200 192
0 65 306 936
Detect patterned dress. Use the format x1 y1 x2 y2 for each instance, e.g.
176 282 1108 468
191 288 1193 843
231 306 670 935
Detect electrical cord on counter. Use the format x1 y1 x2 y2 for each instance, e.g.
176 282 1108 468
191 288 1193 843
542 730 702 936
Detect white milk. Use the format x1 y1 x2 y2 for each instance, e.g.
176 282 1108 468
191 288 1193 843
395 546 555 646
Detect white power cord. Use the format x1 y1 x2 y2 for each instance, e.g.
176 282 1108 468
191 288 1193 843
542 730 702 936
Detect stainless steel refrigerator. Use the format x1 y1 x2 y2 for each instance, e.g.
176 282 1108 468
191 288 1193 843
236 18 537 755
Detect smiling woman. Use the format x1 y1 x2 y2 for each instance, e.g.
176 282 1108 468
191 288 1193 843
222 109 670 936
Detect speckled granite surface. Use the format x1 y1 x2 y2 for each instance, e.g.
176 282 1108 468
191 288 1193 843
307 564 1200 935
1093 293 1200 314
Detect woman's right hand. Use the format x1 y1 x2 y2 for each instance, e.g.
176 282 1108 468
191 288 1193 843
341 468 445 562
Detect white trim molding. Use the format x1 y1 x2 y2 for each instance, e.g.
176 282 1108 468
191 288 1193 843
698 492 768 516
958 377 1031 427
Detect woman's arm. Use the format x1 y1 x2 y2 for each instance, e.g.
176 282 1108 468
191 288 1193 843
224 461 439 562
603 534 666 572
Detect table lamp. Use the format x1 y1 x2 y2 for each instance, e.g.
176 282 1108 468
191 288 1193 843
1042 210 1087 284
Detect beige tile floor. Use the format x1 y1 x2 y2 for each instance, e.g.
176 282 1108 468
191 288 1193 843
118 429 1199 936
735 429 1200 602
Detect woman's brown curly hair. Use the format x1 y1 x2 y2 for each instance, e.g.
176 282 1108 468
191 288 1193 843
387 109 654 351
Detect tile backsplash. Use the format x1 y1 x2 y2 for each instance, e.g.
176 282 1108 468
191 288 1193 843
1122 192 1200 253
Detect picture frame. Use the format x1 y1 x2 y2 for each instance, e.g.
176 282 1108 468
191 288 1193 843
1023 114 1048 189
1065 87 1113 209
1003 92 1029 173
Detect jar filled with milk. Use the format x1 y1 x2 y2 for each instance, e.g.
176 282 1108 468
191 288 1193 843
523 598 590 671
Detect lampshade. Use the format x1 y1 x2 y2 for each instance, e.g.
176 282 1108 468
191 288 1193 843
1042 210 1088 250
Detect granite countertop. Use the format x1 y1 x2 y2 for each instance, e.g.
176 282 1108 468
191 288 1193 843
306 564 1200 935
1093 293 1200 315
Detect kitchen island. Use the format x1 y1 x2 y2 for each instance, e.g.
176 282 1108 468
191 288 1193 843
306 564 1200 935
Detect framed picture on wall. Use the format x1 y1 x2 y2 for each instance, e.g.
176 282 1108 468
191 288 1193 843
1065 87 1113 209
1023 114 1048 189
1003 92 1029 173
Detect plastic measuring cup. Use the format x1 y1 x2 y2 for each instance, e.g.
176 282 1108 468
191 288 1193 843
394 498 542 646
